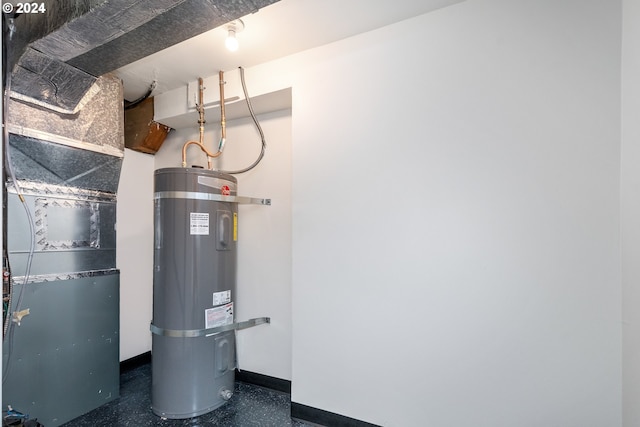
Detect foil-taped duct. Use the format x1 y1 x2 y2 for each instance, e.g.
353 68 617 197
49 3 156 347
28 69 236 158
6 74 124 194
7 0 280 113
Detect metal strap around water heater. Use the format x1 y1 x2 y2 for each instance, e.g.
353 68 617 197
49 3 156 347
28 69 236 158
154 191 271 205
150 317 270 338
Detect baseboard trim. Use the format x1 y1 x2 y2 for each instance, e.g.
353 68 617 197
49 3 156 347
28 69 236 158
235 369 291 394
291 402 382 427
120 351 151 373
120 353 292 396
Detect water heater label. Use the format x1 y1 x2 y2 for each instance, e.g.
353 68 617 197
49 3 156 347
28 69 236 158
213 290 231 306
205 303 233 329
190 212 209 235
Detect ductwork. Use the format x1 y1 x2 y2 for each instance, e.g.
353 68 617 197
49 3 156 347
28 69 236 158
6 0 279 113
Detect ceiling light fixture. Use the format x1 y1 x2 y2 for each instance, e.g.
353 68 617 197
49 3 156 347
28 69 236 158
225 19 244 52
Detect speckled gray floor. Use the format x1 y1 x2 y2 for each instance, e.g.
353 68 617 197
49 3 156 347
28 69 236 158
61 363 313 427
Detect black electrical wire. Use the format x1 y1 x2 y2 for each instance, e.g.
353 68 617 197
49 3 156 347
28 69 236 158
124 80 157 110
219 66 266 175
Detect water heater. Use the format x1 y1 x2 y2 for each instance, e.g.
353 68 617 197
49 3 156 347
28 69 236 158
151 167 268 419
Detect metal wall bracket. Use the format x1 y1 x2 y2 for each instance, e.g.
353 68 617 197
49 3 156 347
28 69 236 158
150 316 270 338
154 191 270 205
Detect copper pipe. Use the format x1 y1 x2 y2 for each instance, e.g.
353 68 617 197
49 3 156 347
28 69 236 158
197 77 205 145
219 71 226 141
181 76 223 168
181 140 220 168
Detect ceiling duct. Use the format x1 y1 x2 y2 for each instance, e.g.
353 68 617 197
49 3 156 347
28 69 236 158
6 0 279 113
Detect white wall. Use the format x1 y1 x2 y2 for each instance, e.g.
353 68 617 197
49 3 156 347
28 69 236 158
221 112 293 380
622 0 640 425
154 110 293 380
124 0 624 425
287 0 621 426
116 148 155 361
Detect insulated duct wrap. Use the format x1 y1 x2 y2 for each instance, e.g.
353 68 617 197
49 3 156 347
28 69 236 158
6 137 123 193
8 0 280 113
6 74 124 192
7 74 124 158
10 47 99 114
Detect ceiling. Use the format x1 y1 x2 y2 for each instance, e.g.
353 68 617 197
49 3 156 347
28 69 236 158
114 0 465 101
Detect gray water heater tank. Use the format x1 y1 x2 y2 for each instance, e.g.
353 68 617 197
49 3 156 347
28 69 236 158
151 167 238 419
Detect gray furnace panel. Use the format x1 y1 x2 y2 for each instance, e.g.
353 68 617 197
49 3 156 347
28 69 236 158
2 273 120 426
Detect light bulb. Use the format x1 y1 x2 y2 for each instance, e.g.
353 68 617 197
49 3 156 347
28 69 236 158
225 29 238 52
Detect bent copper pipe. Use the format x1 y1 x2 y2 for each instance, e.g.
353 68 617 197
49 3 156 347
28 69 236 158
181 140 221 169
181 76 224 168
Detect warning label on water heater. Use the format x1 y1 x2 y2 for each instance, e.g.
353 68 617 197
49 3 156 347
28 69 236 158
213 290 231 306
205 302 233 329
190 212 209 235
